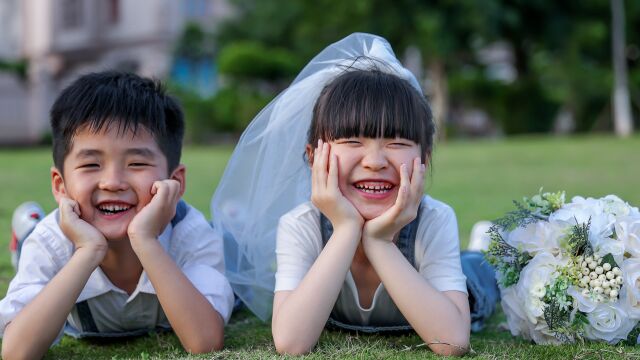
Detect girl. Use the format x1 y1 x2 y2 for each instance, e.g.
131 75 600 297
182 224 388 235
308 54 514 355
211 33 497 356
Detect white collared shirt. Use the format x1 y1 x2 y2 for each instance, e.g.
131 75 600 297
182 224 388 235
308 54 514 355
0 202 234 338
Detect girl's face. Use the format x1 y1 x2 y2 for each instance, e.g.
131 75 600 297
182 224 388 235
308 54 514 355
327 136 422 220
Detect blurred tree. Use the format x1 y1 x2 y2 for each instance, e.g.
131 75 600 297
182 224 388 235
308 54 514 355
213 0 640 136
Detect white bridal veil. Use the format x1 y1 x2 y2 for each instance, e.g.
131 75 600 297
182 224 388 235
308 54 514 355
210 32 422 320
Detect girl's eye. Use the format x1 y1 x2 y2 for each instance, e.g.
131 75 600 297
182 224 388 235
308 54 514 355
337 139 361 145
129 163 149 167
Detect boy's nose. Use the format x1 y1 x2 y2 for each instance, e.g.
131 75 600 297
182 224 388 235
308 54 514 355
99 168 128 191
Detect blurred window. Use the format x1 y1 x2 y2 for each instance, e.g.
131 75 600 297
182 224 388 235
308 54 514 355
61 0 84 30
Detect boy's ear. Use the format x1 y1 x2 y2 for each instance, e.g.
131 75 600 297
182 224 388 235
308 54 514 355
51 167 66 203
305 144 314 167
170 164 187 197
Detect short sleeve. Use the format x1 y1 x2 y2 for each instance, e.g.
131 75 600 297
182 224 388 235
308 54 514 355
274 204 323 292
415 200 468 294
0 229 67 339
170 206 235 324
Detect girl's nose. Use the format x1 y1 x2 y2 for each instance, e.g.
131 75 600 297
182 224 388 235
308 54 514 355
361 149 388 170
99 167 129 191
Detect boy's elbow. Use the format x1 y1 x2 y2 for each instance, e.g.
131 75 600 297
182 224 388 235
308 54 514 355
181 330 224 354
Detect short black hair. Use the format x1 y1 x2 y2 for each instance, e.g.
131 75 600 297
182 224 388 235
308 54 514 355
50 71 184 174
308 66 434 160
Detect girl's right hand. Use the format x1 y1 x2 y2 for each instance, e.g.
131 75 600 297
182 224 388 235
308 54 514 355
58 196 108 264
311 140 364 230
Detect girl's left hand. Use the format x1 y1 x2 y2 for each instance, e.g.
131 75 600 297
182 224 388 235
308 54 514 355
128 179 182 244
362 157 425 243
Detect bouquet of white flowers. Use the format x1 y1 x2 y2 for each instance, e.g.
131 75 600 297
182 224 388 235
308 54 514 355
486 190 640 344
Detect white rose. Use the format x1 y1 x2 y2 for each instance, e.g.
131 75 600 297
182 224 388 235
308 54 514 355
621 258 640 319
601 195 632 218
588 214 622 261
517 252 568 324
500 286 533 340
567 285 597 313
584 302 636 343
615 217 640 258
507 221 564 257
551 196 603 224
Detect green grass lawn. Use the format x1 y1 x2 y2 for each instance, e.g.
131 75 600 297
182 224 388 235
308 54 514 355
1 135 640 359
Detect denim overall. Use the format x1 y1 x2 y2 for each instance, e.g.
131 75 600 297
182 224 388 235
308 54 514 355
319 204 499 333
64 200 189 338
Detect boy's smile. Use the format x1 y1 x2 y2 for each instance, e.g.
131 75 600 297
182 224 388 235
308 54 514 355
52 125 182 241
329 137 422 220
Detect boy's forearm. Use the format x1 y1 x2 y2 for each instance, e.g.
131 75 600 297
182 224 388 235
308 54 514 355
132 238 224 354
2 249 100 360
364 241 470 356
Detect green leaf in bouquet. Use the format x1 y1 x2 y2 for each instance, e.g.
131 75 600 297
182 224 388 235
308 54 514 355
567 219 593 257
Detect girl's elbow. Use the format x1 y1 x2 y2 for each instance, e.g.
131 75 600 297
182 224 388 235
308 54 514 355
273 332 314 355
426 334 469 357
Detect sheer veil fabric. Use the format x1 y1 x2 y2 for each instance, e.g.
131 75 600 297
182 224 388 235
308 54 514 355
211 33 423 320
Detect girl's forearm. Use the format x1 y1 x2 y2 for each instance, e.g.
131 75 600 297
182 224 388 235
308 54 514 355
132 239 224 354
2 248 100 360
364 240 470 356
272 225 361 355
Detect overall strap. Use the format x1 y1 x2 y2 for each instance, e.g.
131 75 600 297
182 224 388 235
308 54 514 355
75 300 99 333
319 203 423 268
171 200 189 228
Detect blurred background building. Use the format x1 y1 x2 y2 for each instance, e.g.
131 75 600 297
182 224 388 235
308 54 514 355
0 0 232 145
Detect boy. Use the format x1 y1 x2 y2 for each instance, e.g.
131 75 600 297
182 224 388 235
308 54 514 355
0 71 234 358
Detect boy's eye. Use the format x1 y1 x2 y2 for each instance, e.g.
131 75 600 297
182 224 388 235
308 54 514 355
79 163 99 169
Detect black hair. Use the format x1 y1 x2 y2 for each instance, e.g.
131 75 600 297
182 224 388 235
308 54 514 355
308 63 434 161
50 71 184 174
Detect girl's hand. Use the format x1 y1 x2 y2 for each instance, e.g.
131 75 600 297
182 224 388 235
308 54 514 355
363 157 425 243
128 179 182 245
58 196 107 264
311 140 364 230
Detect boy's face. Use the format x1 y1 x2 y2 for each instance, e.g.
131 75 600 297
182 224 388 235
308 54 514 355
326 137 422 220
51 125 185 241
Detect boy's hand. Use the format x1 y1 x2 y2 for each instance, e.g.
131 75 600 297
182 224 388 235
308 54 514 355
58 196 107 264
363 157 424 244
311 140 364 231
128 179 182 244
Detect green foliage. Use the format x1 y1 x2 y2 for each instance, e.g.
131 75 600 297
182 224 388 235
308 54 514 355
485 228 532 287
567 219 593 257
0 58 27 79
217 42 300 80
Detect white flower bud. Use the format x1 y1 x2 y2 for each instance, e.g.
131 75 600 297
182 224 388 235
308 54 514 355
594 286 603 294
588 262 597 270
598 274 606 282
595 266 603 274
582 289 590 296
589 272 598 279
604 287 611 295
598 258 603 264
616 277 623 285
606 271 615 280
589 279 598 288
613 267 622 275
610 289 619 298
594 253 600 260
596 294 605 303
603 263 612 271
585 255 593 262
582 268 590 276
602 280 610 288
